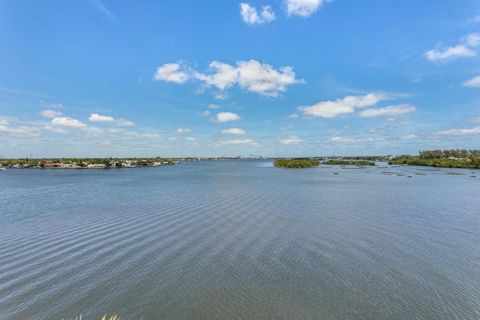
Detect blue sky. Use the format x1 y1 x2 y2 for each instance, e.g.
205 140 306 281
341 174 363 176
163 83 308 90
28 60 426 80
1 0 480 158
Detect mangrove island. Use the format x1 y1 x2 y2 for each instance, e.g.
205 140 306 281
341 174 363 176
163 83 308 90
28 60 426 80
274 159 320 168
389 150 480 169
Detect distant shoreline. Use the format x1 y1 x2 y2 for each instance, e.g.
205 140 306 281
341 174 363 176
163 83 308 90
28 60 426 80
0 157 267 169
2 150 480 170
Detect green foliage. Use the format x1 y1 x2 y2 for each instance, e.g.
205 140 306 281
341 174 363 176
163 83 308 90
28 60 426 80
103 159 111 168
274 159 320 168
323 160 375 166
390 149 480 168
0 157 179 169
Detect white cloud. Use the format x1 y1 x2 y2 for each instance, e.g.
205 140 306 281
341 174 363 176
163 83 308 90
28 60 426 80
425 45 475 61
186 136 195 141
45 103 64 109
279 135 302 144
214 92 228 100
200 110 211 116
472 116 480 123
401 134 418 139
116 118 134 126
425 33 480 62
89 113 114 122
217 138 258 145
176 128 191 134
215 112 241 122
465 33 480 47
88 113 134 126
0 124 41 137
160 59 303 97
298 93 388 118
463 75 480 87
288 113 299 119
285 0 325 17
240 3 276 25
436 127 480 136
329 136 354 143
235 60 303 97
154 63 189 83
51 117 87 128
222 128 246 135
208 104 221 109
359 104 416 118
328 136 380 144
40 109 63 118
193 61 238 90
44 125 68 134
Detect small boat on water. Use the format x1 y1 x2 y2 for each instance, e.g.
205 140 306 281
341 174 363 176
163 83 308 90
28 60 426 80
0 167 7 171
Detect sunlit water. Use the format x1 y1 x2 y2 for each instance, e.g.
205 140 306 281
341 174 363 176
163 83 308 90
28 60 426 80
0 160 479 319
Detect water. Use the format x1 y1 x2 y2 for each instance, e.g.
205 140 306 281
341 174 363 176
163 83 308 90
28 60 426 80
0 160 479 319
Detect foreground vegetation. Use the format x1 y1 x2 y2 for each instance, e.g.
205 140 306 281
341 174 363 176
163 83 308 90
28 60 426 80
274 159 320 168
323 160 375 166
389 150 480 169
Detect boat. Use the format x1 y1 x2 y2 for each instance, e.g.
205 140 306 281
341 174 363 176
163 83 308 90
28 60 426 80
0 167 6 171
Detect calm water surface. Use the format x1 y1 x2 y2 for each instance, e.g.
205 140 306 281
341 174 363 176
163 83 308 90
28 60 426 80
0 160 479 319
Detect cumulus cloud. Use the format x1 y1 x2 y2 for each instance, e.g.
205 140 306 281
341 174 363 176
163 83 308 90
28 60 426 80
89 113 114 122
359 104 416 118
298 93 388 118
155 59 303 97
285 0 326 17
222 128 246 135
463 75 480 87
217 138 258 145
235 60 303 96
240 3 276 25
425 45 475 62
279 135 302 144
154 63 190 83
40 109 63 118
425 33 480 62
215 112 241 122
436 127 480 136
51 117 87 128
193 62 238 90
88 113 134 126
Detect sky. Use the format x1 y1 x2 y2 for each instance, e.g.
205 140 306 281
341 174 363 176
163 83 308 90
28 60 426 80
1 0 480 158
